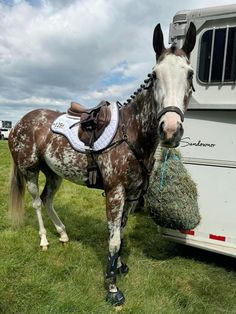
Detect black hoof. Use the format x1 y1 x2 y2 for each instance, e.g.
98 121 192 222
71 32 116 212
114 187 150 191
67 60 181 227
106 289 125 306
117 263 129 275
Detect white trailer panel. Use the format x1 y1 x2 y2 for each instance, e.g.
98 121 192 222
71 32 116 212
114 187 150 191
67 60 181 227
161 110 236 258
161 5 236 257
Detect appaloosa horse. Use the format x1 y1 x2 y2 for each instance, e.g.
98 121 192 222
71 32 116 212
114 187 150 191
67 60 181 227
8 23 196 306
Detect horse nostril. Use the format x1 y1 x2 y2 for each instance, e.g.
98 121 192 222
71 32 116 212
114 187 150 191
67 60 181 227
159 121 164 134
179 123 184 136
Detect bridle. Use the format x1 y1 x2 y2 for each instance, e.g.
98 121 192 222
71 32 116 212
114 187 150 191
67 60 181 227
156 106 184 123
152 61 195 125
155 77 195 125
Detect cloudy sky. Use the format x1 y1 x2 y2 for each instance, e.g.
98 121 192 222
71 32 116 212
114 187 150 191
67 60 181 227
0 0 235 124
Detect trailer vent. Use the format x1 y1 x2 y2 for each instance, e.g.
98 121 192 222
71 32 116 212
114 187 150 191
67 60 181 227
198 26 236 84
173 14 187 23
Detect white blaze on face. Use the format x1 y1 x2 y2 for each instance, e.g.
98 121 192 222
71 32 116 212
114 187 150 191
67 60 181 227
153 53 192 138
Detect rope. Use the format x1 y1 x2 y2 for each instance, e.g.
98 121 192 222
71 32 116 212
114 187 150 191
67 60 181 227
159 148 170 190
159 149 180 190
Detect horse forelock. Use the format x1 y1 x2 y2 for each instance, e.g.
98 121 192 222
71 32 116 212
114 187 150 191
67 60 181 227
157 45 190 65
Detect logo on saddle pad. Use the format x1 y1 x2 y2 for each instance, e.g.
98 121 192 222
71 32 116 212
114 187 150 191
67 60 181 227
51 102 119 153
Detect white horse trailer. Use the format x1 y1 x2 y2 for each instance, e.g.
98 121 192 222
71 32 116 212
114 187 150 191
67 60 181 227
160 4 236 258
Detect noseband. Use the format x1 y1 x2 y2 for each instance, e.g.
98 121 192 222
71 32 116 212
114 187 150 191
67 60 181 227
156 106 184 124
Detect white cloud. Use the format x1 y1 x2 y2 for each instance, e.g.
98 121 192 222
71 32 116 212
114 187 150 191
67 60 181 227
0 0 235 123
82 81 138 102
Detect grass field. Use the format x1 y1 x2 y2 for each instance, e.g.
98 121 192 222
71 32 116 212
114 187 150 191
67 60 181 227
0 140 236 314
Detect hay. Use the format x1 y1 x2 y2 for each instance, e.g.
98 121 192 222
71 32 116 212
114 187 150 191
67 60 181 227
145 148 201 230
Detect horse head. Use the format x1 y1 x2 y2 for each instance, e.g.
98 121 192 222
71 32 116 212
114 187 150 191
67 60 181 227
153 22 196 147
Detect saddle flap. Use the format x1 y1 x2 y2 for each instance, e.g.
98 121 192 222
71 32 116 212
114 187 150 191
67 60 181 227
96 104 111 131
78 102 111 147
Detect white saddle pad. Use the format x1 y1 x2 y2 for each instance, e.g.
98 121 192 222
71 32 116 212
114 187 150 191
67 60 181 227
51 102 119 152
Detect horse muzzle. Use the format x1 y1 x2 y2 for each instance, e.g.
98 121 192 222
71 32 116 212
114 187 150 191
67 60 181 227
159 121 184 148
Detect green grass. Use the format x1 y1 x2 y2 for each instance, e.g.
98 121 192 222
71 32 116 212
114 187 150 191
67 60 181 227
1 140 236 314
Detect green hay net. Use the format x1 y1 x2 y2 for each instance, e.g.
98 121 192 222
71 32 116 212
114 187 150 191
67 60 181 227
145 148 201 230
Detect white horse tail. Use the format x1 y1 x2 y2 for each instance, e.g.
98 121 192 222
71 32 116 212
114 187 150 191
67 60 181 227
9 160 26 227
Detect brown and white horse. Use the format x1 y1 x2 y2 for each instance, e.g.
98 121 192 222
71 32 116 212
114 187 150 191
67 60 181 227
8 23 196 306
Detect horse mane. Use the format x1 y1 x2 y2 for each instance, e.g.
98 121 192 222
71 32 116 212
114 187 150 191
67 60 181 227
119 44 177 107
120 72 156 107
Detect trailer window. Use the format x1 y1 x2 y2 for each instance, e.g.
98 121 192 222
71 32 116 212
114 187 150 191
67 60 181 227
198 27 236 84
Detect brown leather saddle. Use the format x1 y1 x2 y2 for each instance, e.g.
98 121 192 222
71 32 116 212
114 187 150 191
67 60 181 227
68 100 111 148
67 100 112 189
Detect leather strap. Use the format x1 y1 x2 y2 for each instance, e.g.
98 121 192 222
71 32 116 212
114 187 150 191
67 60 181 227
156 106 184 123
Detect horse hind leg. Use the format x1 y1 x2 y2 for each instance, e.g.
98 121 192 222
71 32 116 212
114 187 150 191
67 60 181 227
26 171 49 250
40 169 69 244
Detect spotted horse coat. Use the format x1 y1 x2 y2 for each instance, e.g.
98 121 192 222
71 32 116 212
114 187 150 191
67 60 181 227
8 22 196 306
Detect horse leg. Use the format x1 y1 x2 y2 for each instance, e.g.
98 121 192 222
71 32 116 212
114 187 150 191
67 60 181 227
26 171 49 250
116 207 129 275
105 184 125 306
40 169 69 244
116 200 138 275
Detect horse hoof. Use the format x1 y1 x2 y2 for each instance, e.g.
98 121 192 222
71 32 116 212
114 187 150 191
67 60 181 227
60 240 69 246
59 233 69 243
41 245 48 251
115 305 123 311
117 263 129 276
106 289 125 306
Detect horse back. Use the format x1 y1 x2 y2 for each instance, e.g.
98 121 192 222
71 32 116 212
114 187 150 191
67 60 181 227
9 109 61 168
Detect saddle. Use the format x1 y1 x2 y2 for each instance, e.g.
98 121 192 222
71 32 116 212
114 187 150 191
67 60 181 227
67 100 112 189
68 100 111 148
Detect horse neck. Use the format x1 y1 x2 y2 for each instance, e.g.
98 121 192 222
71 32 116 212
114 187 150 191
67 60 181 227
120 86 159 159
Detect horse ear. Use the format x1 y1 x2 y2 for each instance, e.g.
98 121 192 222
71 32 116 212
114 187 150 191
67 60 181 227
182 22 196 57
153 23 165 61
